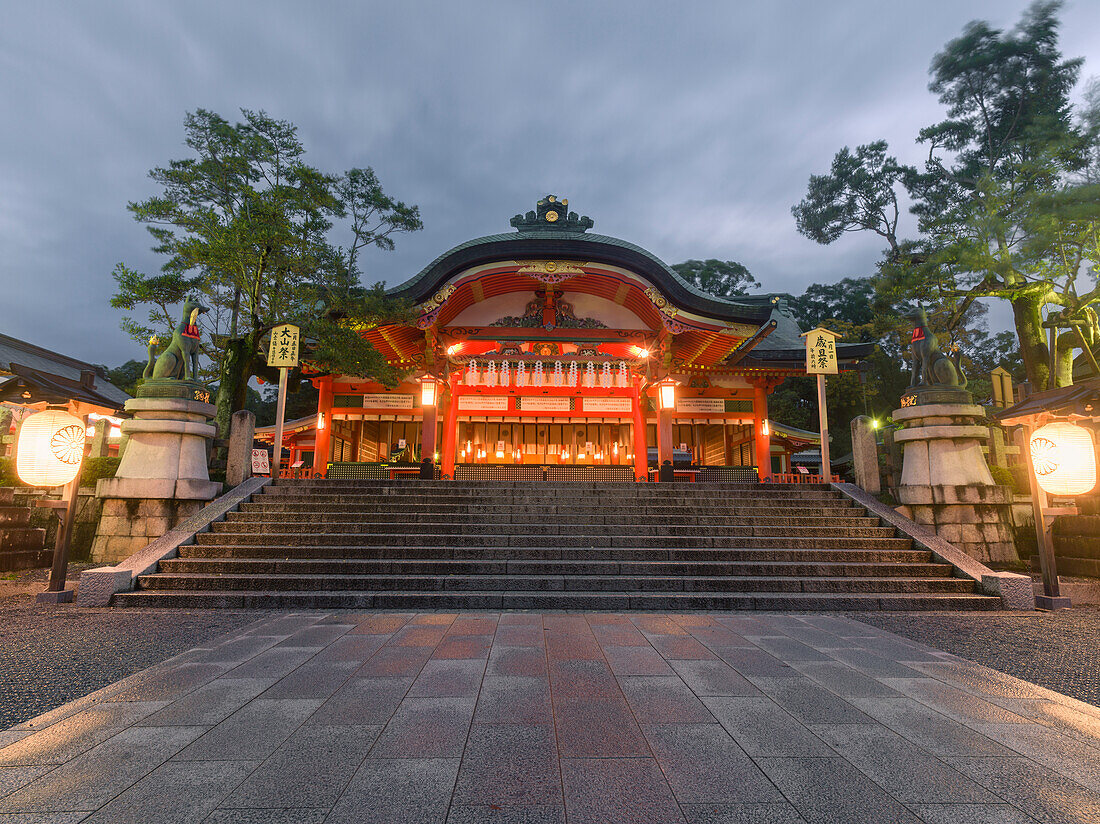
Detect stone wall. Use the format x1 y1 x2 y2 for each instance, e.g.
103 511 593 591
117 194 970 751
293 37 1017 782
90 497 207 565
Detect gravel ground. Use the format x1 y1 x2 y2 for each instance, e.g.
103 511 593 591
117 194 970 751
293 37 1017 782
851 606 1100 708
0 567 259 728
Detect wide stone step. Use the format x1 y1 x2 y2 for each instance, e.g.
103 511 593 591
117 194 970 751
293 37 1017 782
239 502 861 518
160 557 954 578
226 512 881 528
135 572 977 595
209 521 896 539
112 589 1001 611
178 544 930 563
258 491 851 506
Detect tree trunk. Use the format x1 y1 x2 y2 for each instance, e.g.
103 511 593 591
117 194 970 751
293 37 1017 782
215 332 259 439
1012 295 1050 389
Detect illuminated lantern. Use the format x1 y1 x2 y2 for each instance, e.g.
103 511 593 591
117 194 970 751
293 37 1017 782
419 375 438 407
1030 422 1097 496
657 377 678 411
16 409 85 487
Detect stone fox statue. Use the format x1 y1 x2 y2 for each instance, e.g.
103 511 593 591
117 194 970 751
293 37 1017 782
906 306 967 389
144 298 209 381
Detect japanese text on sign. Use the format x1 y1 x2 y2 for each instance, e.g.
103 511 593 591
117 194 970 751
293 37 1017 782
267 324 301 368
803 327 839 375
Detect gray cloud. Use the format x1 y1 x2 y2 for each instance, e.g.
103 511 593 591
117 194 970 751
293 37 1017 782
2 1 1098 367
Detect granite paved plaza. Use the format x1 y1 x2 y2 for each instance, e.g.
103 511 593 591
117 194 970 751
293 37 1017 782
2 612 1100 823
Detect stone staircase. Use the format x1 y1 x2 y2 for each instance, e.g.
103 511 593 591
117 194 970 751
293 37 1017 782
113 480 999 610
0 487 49 573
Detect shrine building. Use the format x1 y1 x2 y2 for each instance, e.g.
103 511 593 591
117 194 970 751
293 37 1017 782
277 197 871 481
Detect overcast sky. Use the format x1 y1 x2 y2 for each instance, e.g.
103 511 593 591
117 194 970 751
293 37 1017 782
3 1 1099 369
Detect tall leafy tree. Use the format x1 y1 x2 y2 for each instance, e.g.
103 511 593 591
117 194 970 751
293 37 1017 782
112 109 422 435
671 259 759 298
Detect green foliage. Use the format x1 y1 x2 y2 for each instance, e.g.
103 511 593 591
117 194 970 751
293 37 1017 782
670 260 759 299
112 108 422 436
0 459 23 487
101 360 147 397
80 457 120 487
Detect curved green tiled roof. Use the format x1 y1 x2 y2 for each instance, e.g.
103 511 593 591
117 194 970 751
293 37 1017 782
384 229 774 325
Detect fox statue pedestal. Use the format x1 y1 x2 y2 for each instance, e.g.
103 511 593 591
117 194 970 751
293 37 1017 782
90 380 221 565
893 398 1017 564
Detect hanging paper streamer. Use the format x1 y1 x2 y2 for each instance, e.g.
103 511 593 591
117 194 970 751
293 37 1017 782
601 362 613 389
552 361 564 387
500 361 510 387
485 361 497 387
466 360 479 386
584 362 596 388
617 361 629 388
533 361 544 387
568 361 578 387
516 361 527 387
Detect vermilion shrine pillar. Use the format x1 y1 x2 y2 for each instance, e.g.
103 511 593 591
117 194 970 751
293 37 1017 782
631 382 648 481
313 375 333 475
441 375 459 480
752 380 771 481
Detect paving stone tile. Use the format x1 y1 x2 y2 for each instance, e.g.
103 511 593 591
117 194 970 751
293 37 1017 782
348 615 411 634
632 615 690 636
434 635 493 660
306 677 411 726
0 726 206 813
487 646 547 677
446 804 565 823
413 613 458 625
275 623 353 648
561 757 684 824
668 660 760 697
220 724 380 809
0 702 170 766
553 698 650 757
410 659 487 697
854 637 944 662
260 660 358 699
588 614 637 627
910 660 1048 700
966 722 1100 793
671 614 719 627
747 637 831 663
309 633 389 662
545 635 603 661
475 677 553 725
101 662 232 701
0 767 52 799
946 755 1100 824
643 723 782 804
881 678 1033 726
206 809 329 824
498 613 542 626
619 677 713 724
493 626 545 647
0 733 30 750
701 697 830 756
602 645 676 676
243 615 323 638
392 625 449 647
453 724 561 806
542 615 590 635
686 626 752 649
450 616 499 635
591 625 650 646
224 647 318 680
990 698 1100 745
756 757 923 824
752 678 872 725
548 660 620 701
907 804 1039 824
811 724 999 804
325 757 460 824
710 647 798 678
353 645 433 677
194 635 283 663
137 678 275 726
174 698 321 761
788 661 901 699
774 624 854 650
845 696 1014 757
0 812 91 823
77 758 257 824
648 635 718 660
680 802 807 823
708 616 775 636
370 696 476 758
800 615 879 637
824 648 924 678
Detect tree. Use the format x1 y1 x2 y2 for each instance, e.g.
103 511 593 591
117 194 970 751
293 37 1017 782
671 259 759 299
112 108 422 435
100 360 147 397
793 1 1093 389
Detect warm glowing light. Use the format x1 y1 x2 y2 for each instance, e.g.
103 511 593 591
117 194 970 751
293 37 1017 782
560 449 569 460
633 346 650 359
761 420 770 437
1030 422 1097 496
16 409 85 487
419 376 438 406
872 419 881 429
657 378 678 411
317 412 326 430
495 449 504 458
447 343 462 356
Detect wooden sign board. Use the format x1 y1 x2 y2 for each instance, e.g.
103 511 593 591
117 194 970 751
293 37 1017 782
267 324 301 368
802 327 840 375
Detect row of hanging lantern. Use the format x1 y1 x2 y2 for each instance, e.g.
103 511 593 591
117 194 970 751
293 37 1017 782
465 360 631 388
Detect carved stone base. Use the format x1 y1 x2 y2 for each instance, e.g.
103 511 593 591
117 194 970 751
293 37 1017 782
89 496 208 565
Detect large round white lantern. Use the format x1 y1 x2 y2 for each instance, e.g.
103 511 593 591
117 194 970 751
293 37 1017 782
1030 422 1097 496
15 410 86 487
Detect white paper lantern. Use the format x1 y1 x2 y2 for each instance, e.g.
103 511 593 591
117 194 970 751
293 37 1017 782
583 362 596 388
600 362 613 389
500 361 510 387
466 360 479 386
533 361 544 387
16 409 85 487
516 361 527 387
1030 422 1097 496
485 361 497 387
